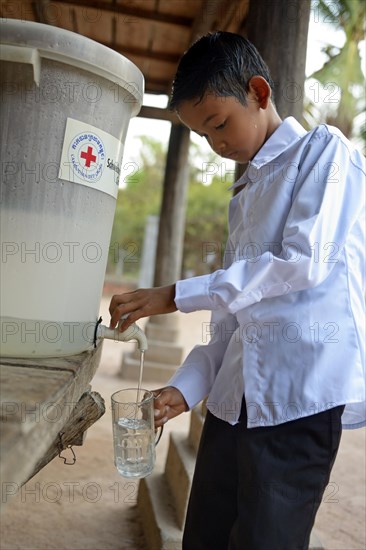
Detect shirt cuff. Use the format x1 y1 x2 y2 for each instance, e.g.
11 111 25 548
175 274 213 313
168 366 209 410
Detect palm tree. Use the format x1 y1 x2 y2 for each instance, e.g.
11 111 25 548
306 0 365 140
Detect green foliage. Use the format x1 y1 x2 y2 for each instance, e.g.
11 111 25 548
107 136 232 278
108 136 165 276
183 166 231 276
305 0 365 140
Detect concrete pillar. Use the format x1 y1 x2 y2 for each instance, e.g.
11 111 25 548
120 124 191 383
138 214 159 288
154 123 191 287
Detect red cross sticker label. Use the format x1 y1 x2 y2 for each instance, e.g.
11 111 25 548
80 146 97 167
58 118 124 199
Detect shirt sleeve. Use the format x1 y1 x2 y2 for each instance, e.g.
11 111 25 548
175 130 365 315
167 309 238 409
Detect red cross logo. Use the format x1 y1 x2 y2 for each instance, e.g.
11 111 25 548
80 146 97 167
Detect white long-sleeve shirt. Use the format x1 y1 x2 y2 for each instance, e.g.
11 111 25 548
169 117 366 429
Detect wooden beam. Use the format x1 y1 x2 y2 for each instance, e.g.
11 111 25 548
97 40 180 64
32 0 51 23
189 0 227 43
244 0 311 121
111 13 117 49
138 106 179 125
143 78 173 95
51 0 193 27
70 6 78 33
218 0 246 32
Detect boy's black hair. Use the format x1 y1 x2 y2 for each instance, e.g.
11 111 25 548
169 31 274 110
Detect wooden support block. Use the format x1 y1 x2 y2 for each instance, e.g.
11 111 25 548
25 390 105 483
0 342 103 508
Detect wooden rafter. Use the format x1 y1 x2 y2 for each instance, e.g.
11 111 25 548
50 0 194 27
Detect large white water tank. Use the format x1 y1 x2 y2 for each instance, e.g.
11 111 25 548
0 20 144 357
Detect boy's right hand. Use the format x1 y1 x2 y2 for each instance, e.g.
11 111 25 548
109 285 177 332
152 386 189 428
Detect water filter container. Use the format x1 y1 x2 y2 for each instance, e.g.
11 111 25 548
0 20 144 357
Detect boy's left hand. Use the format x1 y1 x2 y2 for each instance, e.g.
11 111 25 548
152 386 189 428
109 285 177 331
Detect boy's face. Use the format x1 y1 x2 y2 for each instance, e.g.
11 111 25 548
177 92 271 164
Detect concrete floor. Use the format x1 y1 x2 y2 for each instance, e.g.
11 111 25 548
1 295 365 550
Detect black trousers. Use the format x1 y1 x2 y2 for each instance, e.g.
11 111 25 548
183 401 344 550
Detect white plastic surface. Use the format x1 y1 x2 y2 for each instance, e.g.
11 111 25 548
0 19 144 114
0 19 145 357
97 324 148 352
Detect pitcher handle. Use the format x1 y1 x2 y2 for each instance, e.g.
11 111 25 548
155 425 164 446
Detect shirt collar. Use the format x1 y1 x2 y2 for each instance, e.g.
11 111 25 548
229 117 307 190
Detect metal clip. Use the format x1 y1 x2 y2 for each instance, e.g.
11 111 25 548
58 431 77 465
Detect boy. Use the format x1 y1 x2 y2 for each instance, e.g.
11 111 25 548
109 32 365 549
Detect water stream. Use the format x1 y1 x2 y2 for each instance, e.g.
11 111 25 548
135 349 145 415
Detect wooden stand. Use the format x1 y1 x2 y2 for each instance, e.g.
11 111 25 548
0 341 105 508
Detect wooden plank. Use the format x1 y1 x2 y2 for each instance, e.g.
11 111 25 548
0 342 103 506
0 0 36 21
97 41 181 64
138 106 180 125
158 0 205 18
53 0 194 27
0 365 73 429
0 347 100 377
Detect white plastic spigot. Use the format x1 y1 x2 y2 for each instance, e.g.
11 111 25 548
96 321 148 351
